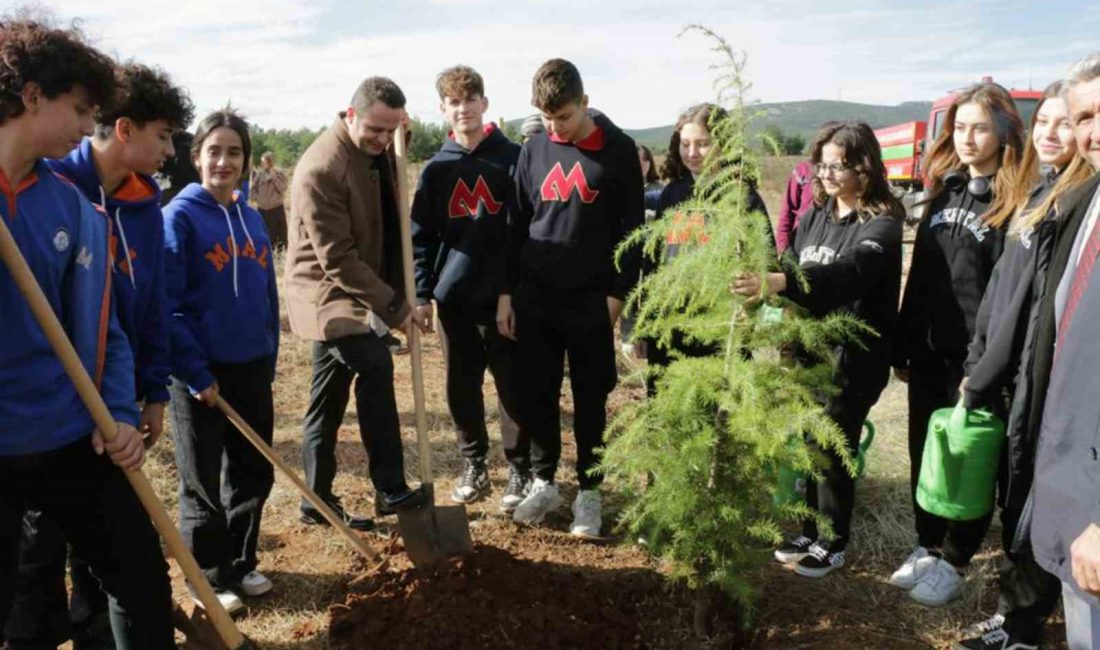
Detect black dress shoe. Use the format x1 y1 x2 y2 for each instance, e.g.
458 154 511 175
299 501 375 532
374 486 429 517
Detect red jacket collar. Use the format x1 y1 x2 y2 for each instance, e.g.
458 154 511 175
549 126 606 151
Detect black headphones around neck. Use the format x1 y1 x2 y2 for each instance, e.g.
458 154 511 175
942 170 992 200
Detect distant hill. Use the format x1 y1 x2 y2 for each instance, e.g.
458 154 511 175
508 100 933 151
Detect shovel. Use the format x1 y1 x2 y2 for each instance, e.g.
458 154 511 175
0 208 251 650
392 122 473 567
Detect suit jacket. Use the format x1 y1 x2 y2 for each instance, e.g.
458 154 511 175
284 115 409 341
1028 173 1100 599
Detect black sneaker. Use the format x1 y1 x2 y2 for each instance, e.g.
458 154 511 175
375 486 429 517
451 458 490 504
300 498 375 532
773 535 815 564
794 542 845 578
500 467 531 514
954 615 1038 650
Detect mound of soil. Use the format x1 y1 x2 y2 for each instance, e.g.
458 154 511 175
329 525 669 649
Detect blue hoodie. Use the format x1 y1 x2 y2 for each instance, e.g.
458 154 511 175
49 138 171 404
163 183 279 392
0 160 139 455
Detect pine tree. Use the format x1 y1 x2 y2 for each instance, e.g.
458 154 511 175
601 27 871 629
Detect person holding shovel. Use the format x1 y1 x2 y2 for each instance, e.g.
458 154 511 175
5 60 192 650
285 77 429 532
0 16 175 649
163 108 280 613
410 65 529 512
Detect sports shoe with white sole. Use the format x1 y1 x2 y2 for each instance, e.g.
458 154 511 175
569 490 602 539
889 545 932 589
908 556 962 606
188 583 245 616
512 478 563 524
773 535 815 564
451 458 490 504
500 467 531 514
237 570 273 597
794 542 846 578
954 613 1037 650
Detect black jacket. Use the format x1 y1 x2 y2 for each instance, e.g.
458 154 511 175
782 200 903 397
963 173 1061 511
506 111 644 300
410 125 520 307
1027 174 1100 600
653 175 772 263
895 182 1005 365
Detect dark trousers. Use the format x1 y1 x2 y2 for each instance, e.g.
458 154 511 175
437 302 528 473
907 347 992 567
169 357 275 589
258 205 287 250
800 391 878 552
516 291 617 490
4 511 111 649
997 503 1061 641
301 333 409 511
0 438 174 650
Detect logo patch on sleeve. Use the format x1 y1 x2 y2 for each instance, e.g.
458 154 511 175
53 228 71 252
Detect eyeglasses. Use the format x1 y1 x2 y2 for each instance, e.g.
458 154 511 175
814 163 853 176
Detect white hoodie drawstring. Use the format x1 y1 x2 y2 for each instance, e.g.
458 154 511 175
99 186 136 288
235 204 257 255
219 204 240 298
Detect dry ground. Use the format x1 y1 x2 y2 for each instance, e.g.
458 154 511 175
111 156 1068 648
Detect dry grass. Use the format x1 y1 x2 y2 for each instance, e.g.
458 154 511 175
121 156 1068 649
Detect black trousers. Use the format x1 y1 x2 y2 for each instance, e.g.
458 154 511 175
0 438 174 650
437 302 527 473
800 391 878 552
515 290 617 490
997 502 1061 641
258 205 287 250
170 357 275 589
907 347 992 567
301 333 409 510
4 511 111 649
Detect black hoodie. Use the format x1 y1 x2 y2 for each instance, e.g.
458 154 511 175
411 124 520 308
782 199 903 397
506 111 644 300
894 180 1006 367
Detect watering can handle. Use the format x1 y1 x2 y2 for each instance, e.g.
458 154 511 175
859 420 875 453
950 399 968 434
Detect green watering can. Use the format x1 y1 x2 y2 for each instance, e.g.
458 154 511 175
916 402 1005 521
774 420 875 506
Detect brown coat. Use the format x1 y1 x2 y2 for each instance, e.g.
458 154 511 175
285 116 410 341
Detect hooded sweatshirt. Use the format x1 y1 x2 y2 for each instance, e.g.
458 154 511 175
0 160 139 455
782 199 903 397
506 111 644 300
655 174 772 262
49 138 171 404
163 183 279 392
411 123 519 308
894 179 1005 367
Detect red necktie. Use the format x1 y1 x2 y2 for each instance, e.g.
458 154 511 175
1056 216 1100 348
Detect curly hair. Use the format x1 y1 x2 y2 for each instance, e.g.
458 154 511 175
0 15 116 126
661 103 725 182
95 62 194 137
809 121 905 219
436 65 484 101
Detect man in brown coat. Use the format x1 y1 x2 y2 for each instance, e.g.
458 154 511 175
285 77 429 530
251 152 288 248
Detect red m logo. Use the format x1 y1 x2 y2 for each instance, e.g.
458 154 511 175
539 162 599 204
448 176 503 218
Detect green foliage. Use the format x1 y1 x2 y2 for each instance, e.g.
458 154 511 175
250 126 323 168
407 117 448 162
759 123 807 156
603 26 868 615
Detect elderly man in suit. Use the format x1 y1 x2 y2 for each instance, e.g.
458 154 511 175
285 77 429 532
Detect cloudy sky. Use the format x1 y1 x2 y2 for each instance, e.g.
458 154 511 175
26 0 1100 131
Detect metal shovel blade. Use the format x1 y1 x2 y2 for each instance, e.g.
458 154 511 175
396 484 473 568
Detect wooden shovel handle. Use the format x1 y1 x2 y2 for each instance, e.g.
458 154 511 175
214 396 384 565
0 215 247 650
393 124 432 485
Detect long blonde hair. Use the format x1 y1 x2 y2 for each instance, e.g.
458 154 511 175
921 82 1025 229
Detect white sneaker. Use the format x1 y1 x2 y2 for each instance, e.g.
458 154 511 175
188 583 245 615
237 570 273 597
512 478 563 524
569 490 602 539
889 546 931 589
908 556 962 606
